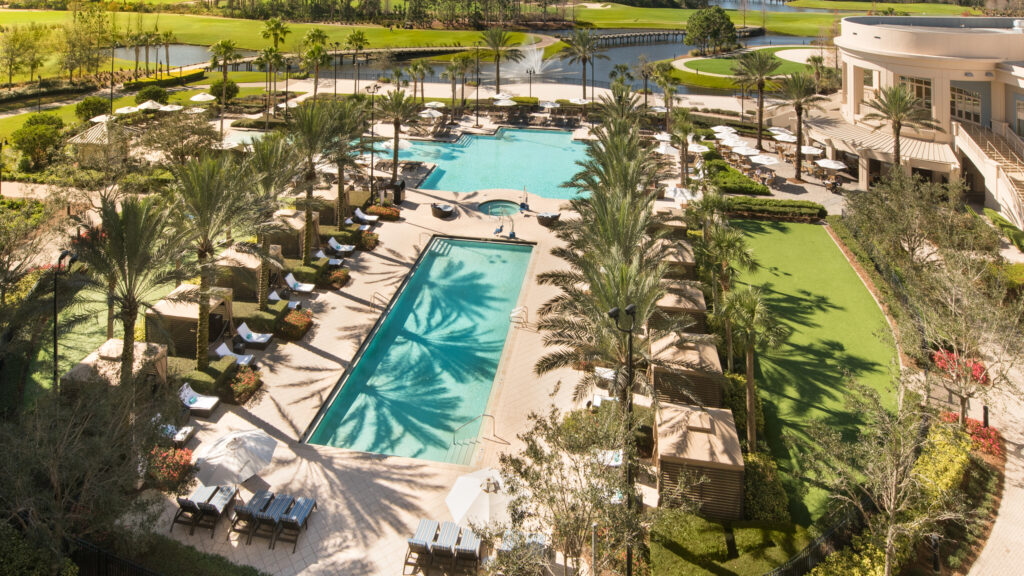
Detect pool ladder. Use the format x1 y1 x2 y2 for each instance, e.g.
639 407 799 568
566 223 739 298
371 291 389 309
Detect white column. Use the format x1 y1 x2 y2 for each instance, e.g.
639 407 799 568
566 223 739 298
858 155 871 190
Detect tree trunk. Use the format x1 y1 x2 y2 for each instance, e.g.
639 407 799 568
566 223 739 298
258 231 270 312
495 57 501 93
581 60 586 99
391 121 400 185
220 67 228 137
354 58 360 93
893 123 901 170
756 83 764 150
303 171 315 266
337 163 348 223
106 279 115 339
794 107 804 181
313 65 320 103
119 303 138 389
959 395 969 426
196 256 211 371
746 345 756 446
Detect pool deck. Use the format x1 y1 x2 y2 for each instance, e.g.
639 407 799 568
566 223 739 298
159 187 579 575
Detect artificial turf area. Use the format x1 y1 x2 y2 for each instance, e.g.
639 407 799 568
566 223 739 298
684 46 809 76
734 220 896 525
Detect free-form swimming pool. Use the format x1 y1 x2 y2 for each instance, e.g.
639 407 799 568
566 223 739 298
398 128 587 199
307 237 533 463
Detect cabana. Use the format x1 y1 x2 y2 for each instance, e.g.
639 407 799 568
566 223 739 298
68 122 138 169
267 210 320 259
655 238 696 280
655 403 744 519
654 281 707 332
145 284 234 359
61 339 168 389
215 246 265 301
649 333 725 407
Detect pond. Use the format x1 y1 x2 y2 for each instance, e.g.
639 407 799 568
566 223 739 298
113 44 257 68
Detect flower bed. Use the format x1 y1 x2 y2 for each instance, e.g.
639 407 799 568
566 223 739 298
941 412 1003 457
328 268 350 288
366 205 401 221
358 232 379 251
277 309 313 341
148 447 193 491
229 367 262 405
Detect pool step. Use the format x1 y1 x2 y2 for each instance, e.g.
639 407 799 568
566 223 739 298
444 441 477 466
430 240 453 256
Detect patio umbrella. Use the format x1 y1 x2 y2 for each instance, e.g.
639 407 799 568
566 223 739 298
719 139 745 147
654 132 672 142
136 100 163 111
732 146 761 157
655 142 679 155
114 106 138 115
381 138 411 149
419 109 444 119
539 101 560 109
190 92 217 102
569 97 589 106
445 468 510 525
494 99 517 107
751 155 780 166
768 127 793 136
689 144 710 154
772 133 798 143
815 158 848 171
711 125 737 133
195 429 278 486
493 92 514 100
89 114 111 123
184 107 206 115
277 101 299 109
158 104 184 112
800 146 824 156
424 101 446 109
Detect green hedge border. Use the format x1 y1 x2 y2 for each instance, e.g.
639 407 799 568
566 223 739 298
124 71 206 90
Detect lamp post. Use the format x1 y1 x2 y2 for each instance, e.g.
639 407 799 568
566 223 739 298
331 42 340 97
474 42 481 128
53 250 77 394
527 67 534 99
0 139 8 198
110 36 116 114
283 56 292 121
607 303 637 576
367 83 380 204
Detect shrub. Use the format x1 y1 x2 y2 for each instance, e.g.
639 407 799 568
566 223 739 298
366 204 401 221
940 412 1003 456
232 300 290 334
75 95 110 121
715 168 770 195
277 309 313 340
123 70 205 89
726 197 826 220
147 446 194 490
229 366 262 404
358 232 379 251
180 357 238 401
702 149 724 162
24 113 63 131
984 207 1024 251
209 78 239 104
328 268 350 288
650 509 729 572
12 119 62 170
286 257 329 284
913 421 971 502
0 523 78 576
722 373 763 443
808 534 887 576
135 85 169 104
743 452 791 522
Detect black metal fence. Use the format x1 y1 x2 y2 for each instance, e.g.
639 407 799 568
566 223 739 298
70 539 162 576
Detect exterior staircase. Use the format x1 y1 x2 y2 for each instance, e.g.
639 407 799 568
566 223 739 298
954 123 1024 226
962 124 1024 200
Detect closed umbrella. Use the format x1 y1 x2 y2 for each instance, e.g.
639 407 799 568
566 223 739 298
89 114 111 123
732 146 760 157
772 133 798 143
800 146 824 156
158 104 184 112
424 101 446 109
114 106 138 115
494 99 517 107
815 158 847 171
136 100 163 111
751 155 779 166
195 429 278 486
445 468 510 525
190 92 217 103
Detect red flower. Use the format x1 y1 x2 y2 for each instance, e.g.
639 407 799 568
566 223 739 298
941 412 1003 457
932 350 989 385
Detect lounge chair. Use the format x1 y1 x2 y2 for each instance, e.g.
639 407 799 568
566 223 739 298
162 421 197 447
272 496 317 552
179 383 220 417
268 290 301 310
251 494 294 545
344 218 371 232
353 207 380 224
171 485 218 535
537 212 560 227
284 273 315 294
431 521 460 567
215 342 255 367
228 490 274 544
454 527 482 572
327 237 355 255
431 203 455 219
314 249 345 268
237 322 272 349
195 485 237 538
405 519 439 570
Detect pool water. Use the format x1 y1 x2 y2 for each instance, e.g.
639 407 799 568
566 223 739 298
307 237 533 463
398 129 587 199
479 200 521 216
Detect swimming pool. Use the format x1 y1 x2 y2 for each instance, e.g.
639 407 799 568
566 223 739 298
398 129 588 199
306 237 533 463
479 200 521 216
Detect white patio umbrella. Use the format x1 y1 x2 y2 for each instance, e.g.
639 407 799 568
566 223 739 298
184 107 206 115
719 139 745 148
158 104 184 112
751 155 780 166
569 97 589 106
381 138 411 149
689 144 710 154
424 101 446 109
494 99 517 107
655 142 679 155
539 101 560 109
768 127 793 136
195 429 278 486
445 468 510 525
649 105 667 113
114 106 138 115
772 133 798 143
418 109 444 119
654 132 672 142
277 101 299 109
136 100 163 111
733 146 761 157
711 125 737 133
800 146 824 156
714 131 739 140
493 92 514 100
815 158 848 171
190 92 217 103
89 114 111 123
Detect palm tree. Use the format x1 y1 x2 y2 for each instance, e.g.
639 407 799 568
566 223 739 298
303 28 330 103
700 224 756 372
324 99 370 225
441 60 460 109
684 189 730 244
75 195 179 388
733 50 781 150
249 133 300 311
806 54 824 91
261 17 291 51
863 83 942 169
772 73 827 182
255 47 278 127
670 107 695 187
170 155 251 370
209 39 241 138
563 29 607 99
375 89 420 187
481 27 523 94
454 53 474 107
723 287 789 446
652 62 678 130
609 63 634 89
142 30 154 75
288 103 337 266
160 30 176 76
345 30 368 93
411 61 429 103
633 54 655 110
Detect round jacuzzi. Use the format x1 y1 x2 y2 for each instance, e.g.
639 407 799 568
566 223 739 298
478 200 521 216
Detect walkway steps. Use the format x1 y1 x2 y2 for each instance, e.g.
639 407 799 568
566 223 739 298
963 124 1024 201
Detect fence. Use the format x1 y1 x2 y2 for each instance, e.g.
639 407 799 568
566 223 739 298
70 539 162 576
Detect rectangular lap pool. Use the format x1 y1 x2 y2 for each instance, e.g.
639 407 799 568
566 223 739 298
306 237 533 464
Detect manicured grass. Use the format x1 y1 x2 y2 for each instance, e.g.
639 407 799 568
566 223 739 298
734 220 895 524
684 46 809 76
661 59 738 90
787 0 980 14
574 2 846 36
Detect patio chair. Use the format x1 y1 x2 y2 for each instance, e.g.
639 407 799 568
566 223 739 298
161 421 197 447
272 496 317 552
228 490 274 544
268 290 301 310
178 383 220 418
327 237 355 255
250 494 294 545
405 519 439 571
432 203 455 219
195 485 237 539
431 521 460 567
454 526 482 573
215 342 255 368
314 249 345 268
284 273 315 294
343 218 371 232
353 207 380 224
537 212 560 227
171 485 217 535
237 323 272 349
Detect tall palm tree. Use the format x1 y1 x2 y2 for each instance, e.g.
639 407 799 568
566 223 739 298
261 17 291 50
375 89 420 187
733 50 781 150
160 30 176 76
480 27 523 94
249 133 300 311
723 287 789 446
441 60 460 109
288 103 337 266
209 39 241 138
563 29 607 99
670 107 695 187
684 189 730 244
772 72 827 182
345 30 368 93
633 54 655 110
700 224 756 372
806 54 824 91
303 28 330 103
170 155 251 370
75 195 179 388
454 53 474 107
609 63 634 89
255 47 277 126
863 83 942 169
652 62 678 130
324 99 370 224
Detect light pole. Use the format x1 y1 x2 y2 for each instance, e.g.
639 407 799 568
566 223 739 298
109 36 116 114
0 139 8 198
527 67 534 99
367 83 380 204
331 42 340 97
284 56 292 121
474 42 481 128
607 303 637 576
53 250 77 393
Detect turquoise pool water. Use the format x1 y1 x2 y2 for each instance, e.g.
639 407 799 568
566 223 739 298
307 237 533 463
397 129 587 199
479 200 521 216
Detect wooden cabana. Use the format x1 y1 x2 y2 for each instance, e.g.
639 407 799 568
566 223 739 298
215 246 264 301
656 238 696 280
145 284 233 359
650 333 725 407
68 122 137 169
267 209 321 259
655 403 744 519
61 339 168 389
654 281 707 333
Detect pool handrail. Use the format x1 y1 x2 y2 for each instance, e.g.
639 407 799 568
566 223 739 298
451 413 496 447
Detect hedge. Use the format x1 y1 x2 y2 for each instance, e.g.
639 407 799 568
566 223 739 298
128 534 270 576
726 197 827 220
285 257 330 285
124 70 205 90
277 309 314 340
743 452 791 523
366 204 401 221
177 357 238 402
914 421 971 502
722 372 764 445
983 207 1024 251
232 300 290 334
650 509 729 570
232 117 286 130
0 523 78 576
715 168 770 196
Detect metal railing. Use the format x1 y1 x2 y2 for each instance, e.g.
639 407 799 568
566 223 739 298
371 291 389 309
70 539 162 576
451 413 496 447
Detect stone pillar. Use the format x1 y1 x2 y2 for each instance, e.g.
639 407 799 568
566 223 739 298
859 155 871 190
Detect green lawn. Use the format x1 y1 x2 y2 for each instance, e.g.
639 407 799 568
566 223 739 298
787 0 980 14
735 220 896 524
574 2 847 36
684 46 808 76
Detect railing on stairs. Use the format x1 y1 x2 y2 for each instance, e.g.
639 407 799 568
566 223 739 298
451 413 496 447
954 122 1024 228
371 291 389 309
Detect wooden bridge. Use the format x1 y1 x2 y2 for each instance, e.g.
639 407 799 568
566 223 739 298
219 45 466 72
559 30 686 47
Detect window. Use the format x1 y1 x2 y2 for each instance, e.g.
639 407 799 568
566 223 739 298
862 69 873 88
1016 100 1024 137
950 86 982 124
900 76 932 109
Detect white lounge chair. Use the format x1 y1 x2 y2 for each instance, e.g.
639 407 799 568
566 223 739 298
237 323 272 349
354 207 380 224
328 237 355 255
285 273 315 294
344 218 371 232
215 342 255 367
314 249 345 267
179 383 220 417
268 290 301 310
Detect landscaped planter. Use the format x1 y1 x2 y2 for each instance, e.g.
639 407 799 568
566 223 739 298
276 309 313 341
229 366 262 405
147 446 194 492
